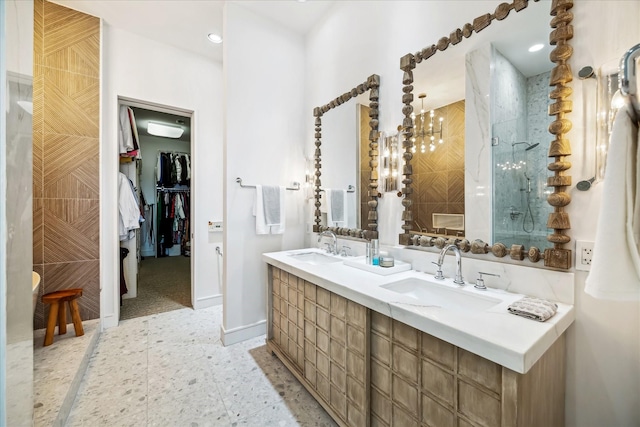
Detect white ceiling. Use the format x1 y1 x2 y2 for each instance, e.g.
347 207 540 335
52 0 335 137
52 0 335 62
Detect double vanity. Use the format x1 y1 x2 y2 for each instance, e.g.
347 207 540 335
264 248 574 427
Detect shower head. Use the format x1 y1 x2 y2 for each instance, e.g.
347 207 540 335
512 141 539 151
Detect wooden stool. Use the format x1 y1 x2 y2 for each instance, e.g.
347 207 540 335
42 289 84 347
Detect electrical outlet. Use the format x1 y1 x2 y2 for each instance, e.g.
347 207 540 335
575 240 594 271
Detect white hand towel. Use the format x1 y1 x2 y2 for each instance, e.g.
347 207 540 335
325 189 334 226
331 189 346 225
254 185 286 235
585 104 640 300
507 296 558 322
254 185 269 235
262 185 281 226
320 190 328 214
271 186 286 235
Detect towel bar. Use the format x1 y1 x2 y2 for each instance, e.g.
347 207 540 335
235 177 300 191
619 43 640 117
319 185 355 193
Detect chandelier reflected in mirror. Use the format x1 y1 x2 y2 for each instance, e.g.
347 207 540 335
411 93 444 154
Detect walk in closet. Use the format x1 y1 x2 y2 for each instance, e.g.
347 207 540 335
118 100 193 319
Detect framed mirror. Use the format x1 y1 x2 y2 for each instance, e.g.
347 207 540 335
313 74 381 240
398 0 574 269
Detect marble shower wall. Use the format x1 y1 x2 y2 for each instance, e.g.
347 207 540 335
4 0 34 422
490 46 551 249
33 0 100 329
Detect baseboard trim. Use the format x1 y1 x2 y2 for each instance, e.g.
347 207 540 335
101 313 117 330
220 319 266 346
194 293 222 310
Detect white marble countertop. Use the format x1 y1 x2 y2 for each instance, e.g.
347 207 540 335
263 248 575 374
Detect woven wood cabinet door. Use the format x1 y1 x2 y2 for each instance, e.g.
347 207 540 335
270 267 304 373
370 311 504 427
304 282 370 426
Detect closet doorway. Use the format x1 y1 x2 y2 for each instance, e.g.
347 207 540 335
118 98 194 320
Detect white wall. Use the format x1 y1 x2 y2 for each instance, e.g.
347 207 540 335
222 3 306 345
101 25 223 327
305 1 640 425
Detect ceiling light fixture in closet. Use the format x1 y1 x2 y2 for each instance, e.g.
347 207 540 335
147 122 184 139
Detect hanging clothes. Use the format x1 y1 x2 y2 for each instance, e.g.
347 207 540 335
118 106 142 159
118 172 141 241
119 247 129 305
155 151 191 256
118 106 135 154
157 151 190 188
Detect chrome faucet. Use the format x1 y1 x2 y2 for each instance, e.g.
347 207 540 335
435 244 465 285
318 230 338 255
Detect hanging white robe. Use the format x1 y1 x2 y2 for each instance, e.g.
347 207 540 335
118 172 140 241
585 104 640 300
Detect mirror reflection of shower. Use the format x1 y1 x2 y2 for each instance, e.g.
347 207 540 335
489 44 554 249
495 138 540 233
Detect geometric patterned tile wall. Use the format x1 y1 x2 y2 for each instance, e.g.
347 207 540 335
413 100 465 234
33 0 100 329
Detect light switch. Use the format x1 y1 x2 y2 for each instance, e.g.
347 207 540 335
208 221 223 232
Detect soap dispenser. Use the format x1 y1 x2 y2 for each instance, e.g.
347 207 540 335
371 239 380 266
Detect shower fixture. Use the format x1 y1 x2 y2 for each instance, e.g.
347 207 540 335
512 141 540 151
496 141 539 171
521 172 535 233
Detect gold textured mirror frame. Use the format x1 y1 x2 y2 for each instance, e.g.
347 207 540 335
398 0 574 269
313 74 381 240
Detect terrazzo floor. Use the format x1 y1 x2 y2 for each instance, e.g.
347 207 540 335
34 319 101 427
65 305 338 426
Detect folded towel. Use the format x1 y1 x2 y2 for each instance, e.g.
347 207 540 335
507 297 558 322
331 189 345 223
325 189 347 227
254 185 285 235
262 185 281 226
585 103 640 300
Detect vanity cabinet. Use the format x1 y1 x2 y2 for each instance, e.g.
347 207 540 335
267 266 566 427
268 266 369 426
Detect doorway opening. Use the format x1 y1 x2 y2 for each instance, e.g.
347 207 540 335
117 97 194 320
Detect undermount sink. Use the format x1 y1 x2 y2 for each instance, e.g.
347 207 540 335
381 277 501 311
288 251 342 265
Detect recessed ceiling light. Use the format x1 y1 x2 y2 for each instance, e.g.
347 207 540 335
528 43 544 53
207 33 222 44
148 122 184 139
